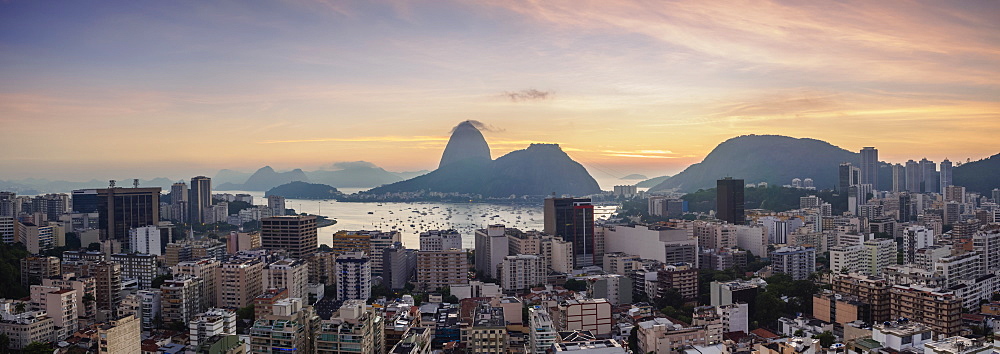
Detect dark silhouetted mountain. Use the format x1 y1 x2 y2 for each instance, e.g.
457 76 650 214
635 175 671 188
265 181 342 199
239 166 310 191
214 169 252 186
650 135 859 192
621 174 648 180
368 143 600 197
954 153 1000 194
439 120 491 169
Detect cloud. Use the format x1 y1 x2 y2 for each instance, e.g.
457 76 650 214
499 89 553 102
258 136 449 144
451 119 505 133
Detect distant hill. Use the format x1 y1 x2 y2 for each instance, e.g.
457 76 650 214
621 174 648 180
635 175 670 188
365 121 600 198
213 169 252 186
236 166 310 191
308 161 407 188
682 186 847 215
265 181 342 199
953 153 1000 194
650 135 859 192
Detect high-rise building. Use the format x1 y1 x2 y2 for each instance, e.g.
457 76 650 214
833 273 891 323
173 258 221 309
716 178 745 225
382 243 416 290
20 256 60 288
902 226 934 264
500 254 546 292
891 164 905 193
528 306 558 354
110 253 157 290
266 195 286 217
860 147 878 190
656 263 699 300
17 221 54 254
189 308 237 349
839 163 861 193
261 215 318 259
904 160 920 192
419 229 463 251
939 159 953 193
169 182 188 223
249 298 319 354
889 285 962 339
97 315 141 354
416 249 469 292
74 187 160 251
161 276 203 325
29 284 78 339
0 216 14 244
474 224 509 279
61 260 122 311
263 258 309 300
770 246 816 280
0 192 15 217
918 158 937 193
216 258 264 309
189 176 212 224
335 252 371 301
315 300 384 354
544 197 596 268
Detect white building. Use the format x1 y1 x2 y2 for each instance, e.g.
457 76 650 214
335 252 371 301
29 285 78 340
735 225 768 258
902 226 934 264
501 254 546 293
528 306 558 354
602 224 698 266
771 246 816 280
419 229 463 251
137 289 160 330
267 195 286 217
189 308 237 348
129 225 164 256
475 225 509 280
263 258 309 299
451 281 502 300
871 320 933 353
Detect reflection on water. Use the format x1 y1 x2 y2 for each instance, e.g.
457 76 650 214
230 191 543 249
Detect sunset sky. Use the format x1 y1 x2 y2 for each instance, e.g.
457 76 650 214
2 1 998 182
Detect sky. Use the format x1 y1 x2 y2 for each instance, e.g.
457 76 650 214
1 0 998 181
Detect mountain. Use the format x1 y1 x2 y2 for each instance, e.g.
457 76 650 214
953 153 1000 194
439 120 491 169
238 166 310 191
213 169 252 186
368 143 600 197
650 135 859 192
307 161 406 188
265 181 342 199
621 174 648 180
635 175 670 188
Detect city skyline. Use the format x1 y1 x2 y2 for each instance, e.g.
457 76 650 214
2 1 998 180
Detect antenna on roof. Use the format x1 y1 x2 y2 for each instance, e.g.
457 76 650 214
133 179 139 188
109 180 116 188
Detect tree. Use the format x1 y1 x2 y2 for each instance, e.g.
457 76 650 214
628 326 639 352
168 321 186 332
151 274 173 289
443 295 459 304
814 331 835 348
753 292 783 329
237 305 255 322
0 333 10 354
87 242 101 251
21 342 51 354
563 279 587 292
13 302 25 315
